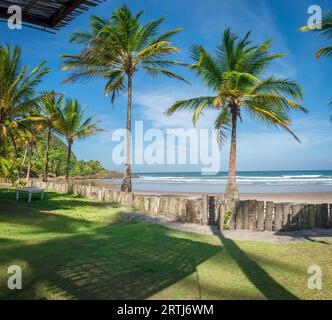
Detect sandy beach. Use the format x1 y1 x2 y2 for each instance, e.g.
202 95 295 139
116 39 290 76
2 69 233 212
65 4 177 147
76 179 332 203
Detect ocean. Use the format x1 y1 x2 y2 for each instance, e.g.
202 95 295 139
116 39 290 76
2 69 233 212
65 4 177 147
105 170 332 193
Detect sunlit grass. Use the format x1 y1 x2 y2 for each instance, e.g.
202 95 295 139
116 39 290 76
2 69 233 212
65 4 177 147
0 189 331 300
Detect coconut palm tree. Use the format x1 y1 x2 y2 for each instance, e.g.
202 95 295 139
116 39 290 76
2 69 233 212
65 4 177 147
60 5 187 192
55 98 104 183
300 12 332 58
166 29 307 203
0 45 50 148
300 13 332 120
27 92 63 181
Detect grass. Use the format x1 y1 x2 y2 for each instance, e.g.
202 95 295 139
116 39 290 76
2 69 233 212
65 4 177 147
0 188 332 300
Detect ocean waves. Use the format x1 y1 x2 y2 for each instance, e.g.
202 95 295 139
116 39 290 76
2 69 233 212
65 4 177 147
135 172 332 186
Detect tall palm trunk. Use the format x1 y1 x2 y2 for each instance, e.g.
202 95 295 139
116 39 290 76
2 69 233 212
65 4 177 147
26 145 32 186
121 74 133 193
225 107 239 202
65 141 72 184
44 127 51 182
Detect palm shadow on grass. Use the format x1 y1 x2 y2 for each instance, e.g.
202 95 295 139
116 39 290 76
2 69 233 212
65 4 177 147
0 223 221 300
0 192 221 299
210 227 299 300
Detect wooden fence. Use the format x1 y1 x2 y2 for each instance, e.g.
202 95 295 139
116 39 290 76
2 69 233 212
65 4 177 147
227 200 332 232
31 181 332 232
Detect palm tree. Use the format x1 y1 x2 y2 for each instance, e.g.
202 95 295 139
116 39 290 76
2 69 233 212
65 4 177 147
28 92 63 182
300 13 332 120
55 98 104 183
0 45 50 148
60 5 187 192
166 29 307 203
300 13 332 58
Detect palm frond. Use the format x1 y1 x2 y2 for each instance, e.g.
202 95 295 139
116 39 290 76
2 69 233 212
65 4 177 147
214 108 232 146
165 96 215 126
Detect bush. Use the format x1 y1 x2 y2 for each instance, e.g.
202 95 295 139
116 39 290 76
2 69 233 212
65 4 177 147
223 211 233 230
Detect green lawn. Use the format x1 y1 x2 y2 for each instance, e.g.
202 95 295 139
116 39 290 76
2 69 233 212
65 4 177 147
0 189 331 300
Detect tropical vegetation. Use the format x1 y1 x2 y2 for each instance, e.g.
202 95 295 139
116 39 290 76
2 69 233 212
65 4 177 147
60 5 187 192
27 91 63 181
0 45 105 185
52 98 105 183
166 29 307 202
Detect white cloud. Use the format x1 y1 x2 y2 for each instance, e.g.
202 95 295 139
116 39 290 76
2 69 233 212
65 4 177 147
134 86 220 129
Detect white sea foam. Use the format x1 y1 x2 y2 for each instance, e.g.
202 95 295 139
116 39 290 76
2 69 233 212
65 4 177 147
135 173 332 186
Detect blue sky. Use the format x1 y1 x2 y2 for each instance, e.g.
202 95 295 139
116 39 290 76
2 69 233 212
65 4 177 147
2 0 332 172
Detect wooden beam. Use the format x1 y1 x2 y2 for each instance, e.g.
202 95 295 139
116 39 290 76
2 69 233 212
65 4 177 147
51 0 86 27
0 0 105 30
0 8 53 28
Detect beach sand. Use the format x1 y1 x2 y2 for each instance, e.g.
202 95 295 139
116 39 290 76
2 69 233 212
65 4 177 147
92 181 332 203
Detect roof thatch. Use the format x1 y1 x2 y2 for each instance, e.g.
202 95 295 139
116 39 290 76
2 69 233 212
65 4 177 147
0 0 105 31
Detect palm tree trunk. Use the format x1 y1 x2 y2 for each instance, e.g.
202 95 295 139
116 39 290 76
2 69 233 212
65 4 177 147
225 108 239 202
121 74 133 193
44 127 51 182
26 145 31 186
65 141 72 184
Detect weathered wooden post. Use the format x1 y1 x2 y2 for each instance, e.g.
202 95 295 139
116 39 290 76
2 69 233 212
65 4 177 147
274 203 284 231
201 195 209 226
308 204 316 229
256 201 265 231
178 199 187 222
248 200 257 230
219 202 226 231
235 201 244 229
299 205 311 230
315 204 322 228
282 204 291 231
242 200 249 230
290 204 301 231
265 201 274 231
321 204 328 228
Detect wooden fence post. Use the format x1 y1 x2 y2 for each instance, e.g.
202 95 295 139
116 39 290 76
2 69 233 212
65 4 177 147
257 201 265 231
308 205 316 229
321 204 329 228
265 201 274 231
219 202 226 231
274 203 284 231
201 195 209 226
235 201 244 229
242 200 249 230
248 200 257 231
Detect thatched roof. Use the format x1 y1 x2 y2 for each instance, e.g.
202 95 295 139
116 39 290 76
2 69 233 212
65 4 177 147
0 0 105 31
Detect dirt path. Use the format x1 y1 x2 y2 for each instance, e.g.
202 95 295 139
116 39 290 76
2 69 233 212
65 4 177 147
124 212 332 244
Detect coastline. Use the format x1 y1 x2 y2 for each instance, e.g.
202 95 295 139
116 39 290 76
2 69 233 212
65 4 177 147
67 180 332 203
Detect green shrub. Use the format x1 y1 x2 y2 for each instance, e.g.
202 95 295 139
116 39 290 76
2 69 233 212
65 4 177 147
223 211 233 230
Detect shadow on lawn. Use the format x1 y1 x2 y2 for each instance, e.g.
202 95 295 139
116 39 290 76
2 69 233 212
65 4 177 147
0 196 220 299
0 223 220 300
210 227 299 300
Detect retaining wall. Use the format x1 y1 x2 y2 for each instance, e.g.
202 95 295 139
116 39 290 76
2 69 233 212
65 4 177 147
31 181 332 232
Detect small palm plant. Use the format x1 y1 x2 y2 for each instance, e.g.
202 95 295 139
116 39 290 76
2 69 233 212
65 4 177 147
27 92 63 181
166 29 307 202
55 99 105 183
0 45 49 147
60 5 187 192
